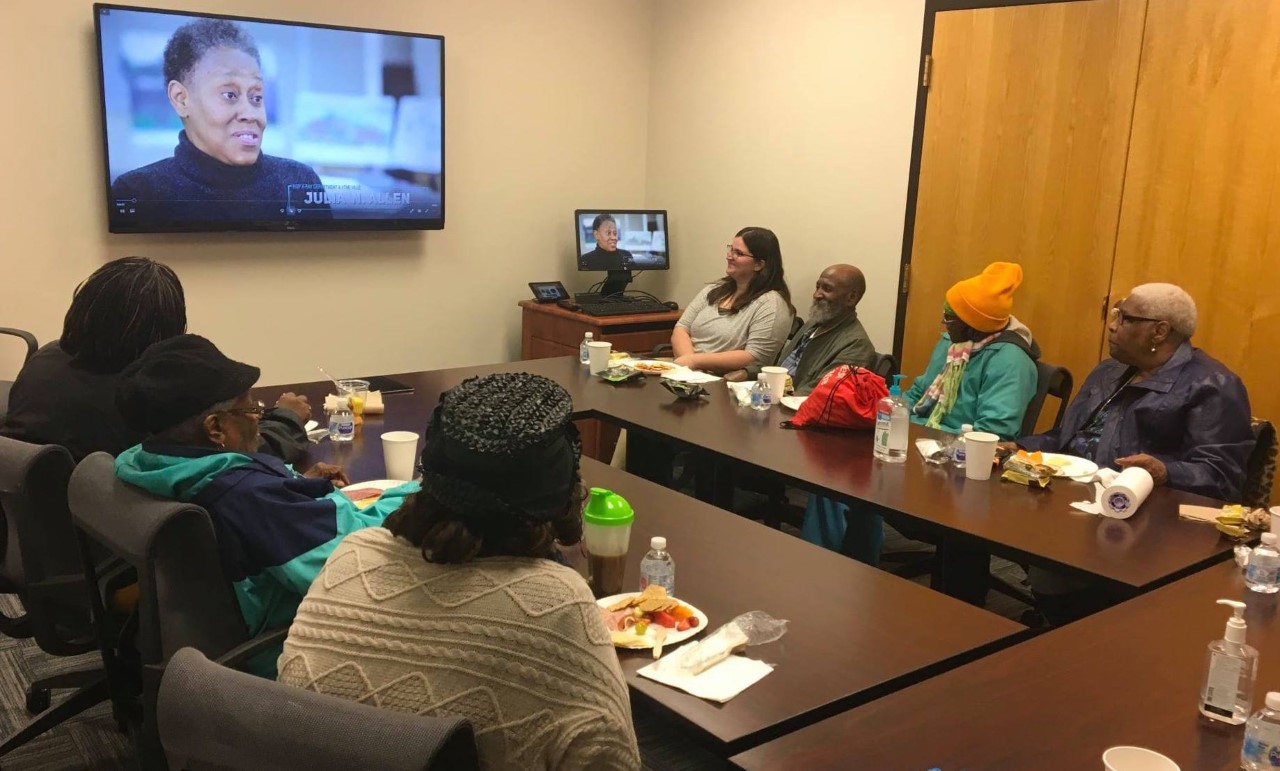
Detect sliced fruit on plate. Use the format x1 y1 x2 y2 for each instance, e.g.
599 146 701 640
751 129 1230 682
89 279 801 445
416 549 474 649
651 610 677 628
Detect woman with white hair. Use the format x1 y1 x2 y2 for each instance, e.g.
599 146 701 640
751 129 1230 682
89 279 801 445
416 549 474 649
1007 283 1255 624
1012 283 1253 500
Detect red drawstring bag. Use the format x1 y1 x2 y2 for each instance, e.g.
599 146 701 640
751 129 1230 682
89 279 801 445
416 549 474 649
785 365 888 430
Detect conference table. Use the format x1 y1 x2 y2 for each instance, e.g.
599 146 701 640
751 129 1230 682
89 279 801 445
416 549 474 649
729 558 1276 770
266 356 1234 597
264 368 1024 755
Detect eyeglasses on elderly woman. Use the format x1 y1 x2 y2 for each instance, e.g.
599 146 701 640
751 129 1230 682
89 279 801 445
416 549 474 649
1108 306 1162 326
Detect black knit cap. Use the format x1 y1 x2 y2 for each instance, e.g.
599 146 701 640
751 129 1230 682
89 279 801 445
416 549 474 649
116 334 260 435
421 373 580 523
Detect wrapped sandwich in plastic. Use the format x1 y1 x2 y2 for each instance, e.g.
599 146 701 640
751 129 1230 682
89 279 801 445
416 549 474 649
655 611 788 676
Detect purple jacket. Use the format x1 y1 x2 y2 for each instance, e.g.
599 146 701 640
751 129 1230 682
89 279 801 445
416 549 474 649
1020 343 1254 501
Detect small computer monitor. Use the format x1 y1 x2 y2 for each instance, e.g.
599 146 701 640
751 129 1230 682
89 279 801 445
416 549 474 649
575 209 668 295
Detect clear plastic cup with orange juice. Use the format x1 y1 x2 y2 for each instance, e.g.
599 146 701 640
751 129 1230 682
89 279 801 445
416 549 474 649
336 379 370 425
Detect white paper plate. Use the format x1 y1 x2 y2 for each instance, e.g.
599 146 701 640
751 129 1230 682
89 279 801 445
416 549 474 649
630 360 679 376
662 369 722 384
779 395 807 411
341 479 408 509
1039 453 1100 479
596 593 709 650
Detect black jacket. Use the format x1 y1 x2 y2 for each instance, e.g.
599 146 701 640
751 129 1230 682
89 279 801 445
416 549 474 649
578 246 633 271
0 343 308 463
110 131 332 223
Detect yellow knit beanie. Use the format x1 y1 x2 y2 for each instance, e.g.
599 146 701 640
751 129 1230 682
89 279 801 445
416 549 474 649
944 262 1023 333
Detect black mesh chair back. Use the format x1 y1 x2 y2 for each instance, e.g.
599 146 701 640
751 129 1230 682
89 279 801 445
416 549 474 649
0 436 110 757
69 452 248 667
871 352 898 386
158 647 479 771
0 437 94 653
70 451 259 769
1244 418 1277 509
1020 362 1074 438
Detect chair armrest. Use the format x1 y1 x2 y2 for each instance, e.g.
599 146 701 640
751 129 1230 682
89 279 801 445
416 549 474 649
0 327 38 362
215 627 290 670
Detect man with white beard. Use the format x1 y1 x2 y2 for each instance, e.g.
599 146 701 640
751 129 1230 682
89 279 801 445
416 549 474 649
736 264 878 394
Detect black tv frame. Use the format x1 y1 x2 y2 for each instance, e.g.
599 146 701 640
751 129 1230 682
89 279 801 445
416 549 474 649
574 208 670 296
93 3 446 234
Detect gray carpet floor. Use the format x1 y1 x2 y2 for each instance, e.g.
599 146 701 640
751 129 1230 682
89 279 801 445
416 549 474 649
0 594 134 771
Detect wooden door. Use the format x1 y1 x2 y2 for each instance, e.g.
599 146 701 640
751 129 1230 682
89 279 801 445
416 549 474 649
902 0 1147 424
1109 0 1280 436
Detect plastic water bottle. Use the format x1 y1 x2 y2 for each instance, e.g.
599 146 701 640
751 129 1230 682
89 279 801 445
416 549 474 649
951 423 973 468
1242 692 1280 770
639 536 675 595
873 374 909 463
329 397 355 443
1246 533 1280 594
579 332 594 365
750 378 774 411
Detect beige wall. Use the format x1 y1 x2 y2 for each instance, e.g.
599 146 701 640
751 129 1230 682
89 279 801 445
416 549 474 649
646 0 923 356
0 0 926 386
0 0 653 385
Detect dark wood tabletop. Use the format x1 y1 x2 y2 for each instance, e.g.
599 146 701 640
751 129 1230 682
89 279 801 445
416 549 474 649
579 360 1231 590
262 367 1023 755
262 356 1233 591
730 558 1278 771
575 460 1022 755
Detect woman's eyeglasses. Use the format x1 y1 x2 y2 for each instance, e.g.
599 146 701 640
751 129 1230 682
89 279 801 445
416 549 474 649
1108 307 1161 326
725 245 755 260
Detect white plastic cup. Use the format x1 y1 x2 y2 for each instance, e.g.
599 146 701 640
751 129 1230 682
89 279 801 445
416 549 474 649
587 340 612 374
1102 746 1180 771
963 431 999 481
1271 505 1280 535
760 366 788 396
381 431 420 481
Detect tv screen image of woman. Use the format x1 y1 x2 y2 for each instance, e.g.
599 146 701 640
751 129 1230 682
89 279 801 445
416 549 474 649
107 18 331 224
96 6 445 231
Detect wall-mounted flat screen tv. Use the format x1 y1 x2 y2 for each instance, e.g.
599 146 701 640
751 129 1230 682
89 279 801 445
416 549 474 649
94 4 444 233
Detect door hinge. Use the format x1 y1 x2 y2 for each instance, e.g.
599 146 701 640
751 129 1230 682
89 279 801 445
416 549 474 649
922 54 932 89
901 263 911 295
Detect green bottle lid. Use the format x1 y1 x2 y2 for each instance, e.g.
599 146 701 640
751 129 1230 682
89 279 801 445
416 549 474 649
582 487 634 526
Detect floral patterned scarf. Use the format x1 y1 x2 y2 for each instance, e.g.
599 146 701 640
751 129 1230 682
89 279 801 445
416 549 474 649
911 331 1000 429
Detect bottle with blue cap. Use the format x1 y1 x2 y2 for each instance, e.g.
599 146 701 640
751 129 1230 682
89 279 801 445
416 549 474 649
874 374 909 463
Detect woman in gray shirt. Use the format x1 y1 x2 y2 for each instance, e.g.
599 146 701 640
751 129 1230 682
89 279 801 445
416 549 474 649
672 227 795 373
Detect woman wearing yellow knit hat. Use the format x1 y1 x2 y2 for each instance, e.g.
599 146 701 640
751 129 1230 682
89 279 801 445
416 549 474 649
903 261 1040 439
801 262 1040 572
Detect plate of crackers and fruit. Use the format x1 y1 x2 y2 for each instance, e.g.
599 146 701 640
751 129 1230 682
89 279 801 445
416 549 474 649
597 586 708 656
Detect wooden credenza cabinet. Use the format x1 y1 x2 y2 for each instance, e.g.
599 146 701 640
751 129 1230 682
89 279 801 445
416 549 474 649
518 300 681 461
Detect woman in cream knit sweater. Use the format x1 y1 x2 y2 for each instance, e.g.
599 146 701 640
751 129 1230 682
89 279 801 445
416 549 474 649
278 374 639 770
